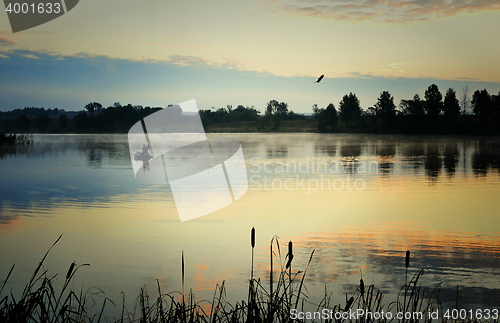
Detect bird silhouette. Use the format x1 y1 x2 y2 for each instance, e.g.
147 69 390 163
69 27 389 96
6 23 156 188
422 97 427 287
314 74 324 83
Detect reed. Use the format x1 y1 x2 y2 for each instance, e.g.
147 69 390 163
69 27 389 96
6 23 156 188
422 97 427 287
182 250 185 293
0 233 494 323
0 132 33 146
248 227 257 323
251 227 255 282
0 235 107 322
404 249 411 319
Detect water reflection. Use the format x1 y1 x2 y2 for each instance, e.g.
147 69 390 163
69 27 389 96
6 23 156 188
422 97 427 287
339 142 362 158
424 144 441 182
288 224 500 307
3 135 500 226
375 142 396 157
1 133 500 313
266 146 288 159
87 147 103 169
314 142 336 157
2 134 500 219
0 135 146 227
443 141 459 177
472 140 500 176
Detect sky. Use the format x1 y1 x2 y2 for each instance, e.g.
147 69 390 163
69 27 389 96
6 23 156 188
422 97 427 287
1 0 500 113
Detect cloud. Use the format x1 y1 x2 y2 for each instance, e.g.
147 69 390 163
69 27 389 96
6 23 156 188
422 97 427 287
345 71 378 78
0 35 17 47
388 62 411 67
265 0 500 23
167 55 250 70
0 49 258 75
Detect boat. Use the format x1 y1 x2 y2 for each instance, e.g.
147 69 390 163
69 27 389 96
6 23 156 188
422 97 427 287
134 152 153 162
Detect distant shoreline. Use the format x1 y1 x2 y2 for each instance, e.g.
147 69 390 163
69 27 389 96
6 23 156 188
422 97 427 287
2 115 500 136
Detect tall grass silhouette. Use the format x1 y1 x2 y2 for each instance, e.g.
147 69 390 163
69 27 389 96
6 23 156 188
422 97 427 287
0 132 33 146
0 231 494 323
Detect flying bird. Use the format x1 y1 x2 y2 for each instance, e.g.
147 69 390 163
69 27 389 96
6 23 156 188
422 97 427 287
314 74 324 83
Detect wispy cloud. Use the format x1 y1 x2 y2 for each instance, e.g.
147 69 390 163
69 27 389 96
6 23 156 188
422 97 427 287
265 0 500 23
0 35 17 47
167 55 250 70
0 49 254 73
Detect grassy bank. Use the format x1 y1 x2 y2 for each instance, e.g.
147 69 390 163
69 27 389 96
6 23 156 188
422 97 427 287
0 231 495 323
0 118 318 134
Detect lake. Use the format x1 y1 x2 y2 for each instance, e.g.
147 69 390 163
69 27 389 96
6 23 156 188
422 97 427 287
1 133 499 317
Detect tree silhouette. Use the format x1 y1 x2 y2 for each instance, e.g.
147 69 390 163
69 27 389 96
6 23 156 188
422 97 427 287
313 103 338 133
460 86 471 115
408 94 425 117
472 89 492 118
84 102 103 117
276 102 289 116
397 94 426 133
424 84 443 119
493 92 500 120
265 100 288 129
374 91 396 123
339 93 362 125
443 88 460 120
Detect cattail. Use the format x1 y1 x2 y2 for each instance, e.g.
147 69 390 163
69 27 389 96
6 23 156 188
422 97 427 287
251 227 255 249
344 297 354 311
360 278 365 296
285 254 294 269
404 250 411 311
251 227 255 283
286 241 293 269
270 240 273 298
182 251 185 290
66 261 76 280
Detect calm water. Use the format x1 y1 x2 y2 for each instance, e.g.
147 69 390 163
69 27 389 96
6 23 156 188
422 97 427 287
1 133 499 315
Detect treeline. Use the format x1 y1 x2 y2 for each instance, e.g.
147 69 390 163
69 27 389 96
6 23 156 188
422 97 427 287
0 107 66 118
1 102 305 133
71 103 163 132
2 84 500 134
199 101 304 131
1 103 164 133
313 84 500 135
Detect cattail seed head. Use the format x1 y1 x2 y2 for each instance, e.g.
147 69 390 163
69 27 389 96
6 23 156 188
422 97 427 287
360 278 365 296
288 241 293 257
405 250 410 268
251 227 255 249
182 251 185 286
66 262 76 280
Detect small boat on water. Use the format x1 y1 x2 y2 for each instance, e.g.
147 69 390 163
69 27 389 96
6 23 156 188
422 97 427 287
134 152 153 162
